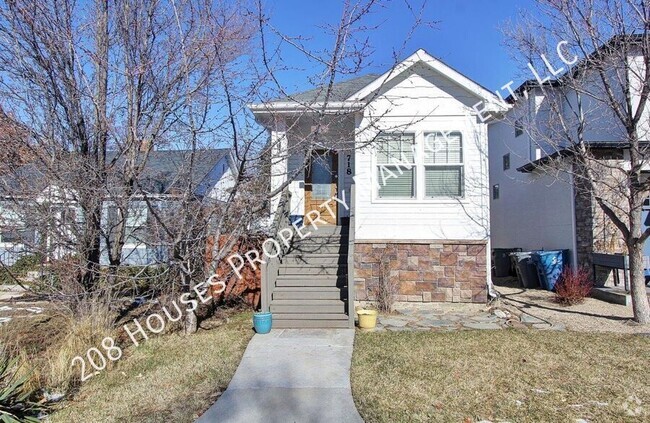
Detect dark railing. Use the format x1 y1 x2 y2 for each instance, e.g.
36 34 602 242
261 188 292 312
347 184 355 328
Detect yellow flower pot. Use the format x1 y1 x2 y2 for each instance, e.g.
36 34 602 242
357 309 378 329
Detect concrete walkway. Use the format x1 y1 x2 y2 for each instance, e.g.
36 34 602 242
196 329 363 423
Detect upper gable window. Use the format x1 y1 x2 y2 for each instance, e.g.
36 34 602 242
515 119 523 137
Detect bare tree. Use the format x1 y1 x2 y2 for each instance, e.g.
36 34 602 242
0 0 254 316
0 0 432 333
504 0 650 323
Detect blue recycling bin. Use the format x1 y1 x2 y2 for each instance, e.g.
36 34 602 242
531 250 568 291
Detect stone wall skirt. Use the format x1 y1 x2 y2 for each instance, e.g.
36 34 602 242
354 241 487 303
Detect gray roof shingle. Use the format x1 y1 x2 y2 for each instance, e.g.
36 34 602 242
0 148 230 197
276 74 379 103
125 148 230 194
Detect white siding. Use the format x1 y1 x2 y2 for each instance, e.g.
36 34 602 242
629 51 650 140
287 149 305 218
353 64 490 241
206 156 236 201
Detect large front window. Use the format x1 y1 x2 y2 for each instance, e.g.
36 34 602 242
374 131 464 199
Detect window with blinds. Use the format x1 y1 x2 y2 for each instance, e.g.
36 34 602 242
424 132 463 197
376 134 415 198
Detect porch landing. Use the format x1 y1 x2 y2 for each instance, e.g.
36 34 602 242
195 329 362 423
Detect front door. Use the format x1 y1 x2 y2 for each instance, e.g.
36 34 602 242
305 150 338 225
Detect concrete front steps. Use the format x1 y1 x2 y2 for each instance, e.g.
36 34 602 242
270 225 350 329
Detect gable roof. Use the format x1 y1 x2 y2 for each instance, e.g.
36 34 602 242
249 48 507 114
274 74 380 103
347 49 503 109
504 34 648 105
0 148 231 197
122 148 230 194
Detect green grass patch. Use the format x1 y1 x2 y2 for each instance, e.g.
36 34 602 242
50 312 253 423
351 330 650 422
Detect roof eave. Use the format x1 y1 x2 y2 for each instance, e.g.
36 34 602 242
347 49 504 107
248 101 364 115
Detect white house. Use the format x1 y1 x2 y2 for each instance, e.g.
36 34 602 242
250 49 505 328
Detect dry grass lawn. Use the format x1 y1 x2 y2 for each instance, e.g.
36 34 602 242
49 312 253 423
352 330 650 422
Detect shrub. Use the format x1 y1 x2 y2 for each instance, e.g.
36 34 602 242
9 255 43 276
0 254 43 285
0 353 46 423
0 305 115 399
374 252 397 313
555 266 593 305
47 311 114 391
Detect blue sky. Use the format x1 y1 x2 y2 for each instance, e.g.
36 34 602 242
265 0 539 95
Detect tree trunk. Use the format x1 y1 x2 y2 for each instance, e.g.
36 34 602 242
185 308 198 334
627 241 650 324
80 203 102 292
183 271 198 334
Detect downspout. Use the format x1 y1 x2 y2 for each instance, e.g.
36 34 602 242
481 122 497 299
569 170 579 269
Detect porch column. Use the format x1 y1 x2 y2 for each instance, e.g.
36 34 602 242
269 120 288 224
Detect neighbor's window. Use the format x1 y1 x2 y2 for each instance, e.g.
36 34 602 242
492 184 500 200
503 153 510 170
0 229 21 244
0 206 21 243
515 119 523 137
125 202 148 246
424 132 463 197
376 133 415 198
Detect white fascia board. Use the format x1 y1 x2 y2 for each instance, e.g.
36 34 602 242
248 101 365 115
347 49 509 113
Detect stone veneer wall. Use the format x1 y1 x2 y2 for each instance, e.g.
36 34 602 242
573 158 627 285
354 241 487 303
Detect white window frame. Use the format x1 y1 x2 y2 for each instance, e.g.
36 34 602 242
371 130 466 203
422 131 464 199
373 133 417 200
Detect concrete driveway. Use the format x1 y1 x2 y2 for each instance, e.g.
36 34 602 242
196 329 363 423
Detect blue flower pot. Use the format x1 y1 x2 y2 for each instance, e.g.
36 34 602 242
253 312 272 334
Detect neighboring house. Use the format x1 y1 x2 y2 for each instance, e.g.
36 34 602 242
488 80 581 267
488 37 649 284
0 148 237 266
250 49 506 328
